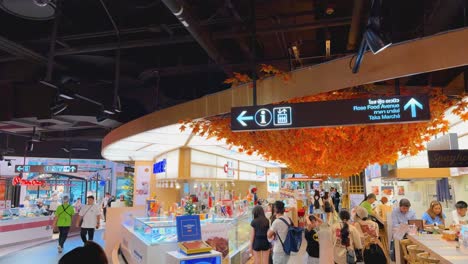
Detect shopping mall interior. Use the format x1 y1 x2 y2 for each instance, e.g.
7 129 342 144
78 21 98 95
0 0 468 264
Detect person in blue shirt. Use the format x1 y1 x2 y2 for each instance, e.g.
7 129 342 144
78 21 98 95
421 200 445 226
391 198 417 228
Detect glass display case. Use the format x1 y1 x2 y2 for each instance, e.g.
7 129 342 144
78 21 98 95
132 212 252 257
133 216 178 244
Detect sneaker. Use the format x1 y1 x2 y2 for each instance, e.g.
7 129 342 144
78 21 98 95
58 245 62 253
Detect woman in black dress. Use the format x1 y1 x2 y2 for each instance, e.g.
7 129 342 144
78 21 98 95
250 205 271 264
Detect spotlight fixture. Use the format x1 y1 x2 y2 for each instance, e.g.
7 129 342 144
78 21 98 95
0 0 55 20
351 0 391 74
27 141 34 152
365 27 392 54
352 27 392 74
96 111 108 122
50 102 68 115
103 109 115 115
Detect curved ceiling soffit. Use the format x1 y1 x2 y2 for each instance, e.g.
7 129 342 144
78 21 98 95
102 27 468 153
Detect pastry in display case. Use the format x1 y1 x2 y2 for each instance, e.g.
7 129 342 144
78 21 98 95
133 216 178 244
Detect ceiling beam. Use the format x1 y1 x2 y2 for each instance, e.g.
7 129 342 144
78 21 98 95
161 0 225 64
102 27 468 150
0 36 50 65
0 17 351 62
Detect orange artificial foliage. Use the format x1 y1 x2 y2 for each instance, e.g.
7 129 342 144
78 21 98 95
182 68 468 177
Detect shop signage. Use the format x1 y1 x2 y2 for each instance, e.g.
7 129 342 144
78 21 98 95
428 150 468 168
224 161 235 178
153 159 167 174
124 166 134 173
14 165 78 173
231 95 430 131
12 176 45 186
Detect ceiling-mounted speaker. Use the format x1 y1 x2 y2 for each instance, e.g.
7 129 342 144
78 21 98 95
0 0 55 20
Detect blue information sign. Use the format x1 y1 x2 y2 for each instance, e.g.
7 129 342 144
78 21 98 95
15 165 79 173
231 95 430 131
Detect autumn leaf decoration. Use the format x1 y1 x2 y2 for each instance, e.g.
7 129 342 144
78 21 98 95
182 66 468 177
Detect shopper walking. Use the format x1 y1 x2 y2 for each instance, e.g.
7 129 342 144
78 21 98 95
73 197 83 213
76 195 101 244
305 215 322 264
101 192 111 222
267 201 290 264
353 206 388 263
331 210 362 264
53 196 75 253
250 205 270 264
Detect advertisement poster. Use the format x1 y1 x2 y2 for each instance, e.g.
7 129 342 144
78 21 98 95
397 186 405 195
135 166 151 206
0 200 5 209
371 186 380 195
202 223 229 260
350 194 365 209
0 181 5 200
381 186 394 196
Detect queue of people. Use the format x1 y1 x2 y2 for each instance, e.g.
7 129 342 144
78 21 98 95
249 198 468 264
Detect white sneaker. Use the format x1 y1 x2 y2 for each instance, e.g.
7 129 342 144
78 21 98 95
58 245 62 253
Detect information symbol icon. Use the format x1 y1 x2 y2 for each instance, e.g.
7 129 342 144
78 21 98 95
254 108 272 126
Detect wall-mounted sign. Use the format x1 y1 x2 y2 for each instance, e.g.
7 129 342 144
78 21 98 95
224 161 236 178
153 159 167 174
428 150 468 168
15 165 78 173
231 95 430 131
12 176 45 186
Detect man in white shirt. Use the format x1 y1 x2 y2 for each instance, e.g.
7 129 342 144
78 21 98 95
267 201 290 264
76 195 101 244
452 201 467 225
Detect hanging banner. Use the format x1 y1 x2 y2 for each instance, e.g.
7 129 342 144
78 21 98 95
135 166 151 206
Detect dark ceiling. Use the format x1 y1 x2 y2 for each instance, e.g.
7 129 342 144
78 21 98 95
0 0 466 159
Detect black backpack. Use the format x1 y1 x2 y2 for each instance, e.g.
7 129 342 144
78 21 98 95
314 197 320 209
324 199 332 212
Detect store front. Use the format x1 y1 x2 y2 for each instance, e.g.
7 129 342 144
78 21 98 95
115 147 281 264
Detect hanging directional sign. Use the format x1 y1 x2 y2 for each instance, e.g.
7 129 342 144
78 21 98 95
15 165 79 173
231 94 430 131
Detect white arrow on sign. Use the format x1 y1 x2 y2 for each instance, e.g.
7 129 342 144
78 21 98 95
236 110 254 127
404 98 423 118
70 166 77 172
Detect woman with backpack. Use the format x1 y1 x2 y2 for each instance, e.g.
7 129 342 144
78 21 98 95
250 205 271 264
353 206 389 264
331 210 362 264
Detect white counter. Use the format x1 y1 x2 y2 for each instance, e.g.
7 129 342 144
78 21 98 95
408 234 468 264
120 224 178 264
0 216 53 247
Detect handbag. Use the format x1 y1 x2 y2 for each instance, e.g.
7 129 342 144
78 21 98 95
346 248 356 264
363 243 387 263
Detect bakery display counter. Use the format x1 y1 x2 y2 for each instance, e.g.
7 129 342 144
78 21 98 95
120 212 252 264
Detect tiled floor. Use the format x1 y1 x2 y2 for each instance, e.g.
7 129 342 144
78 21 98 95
0 229 105 264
